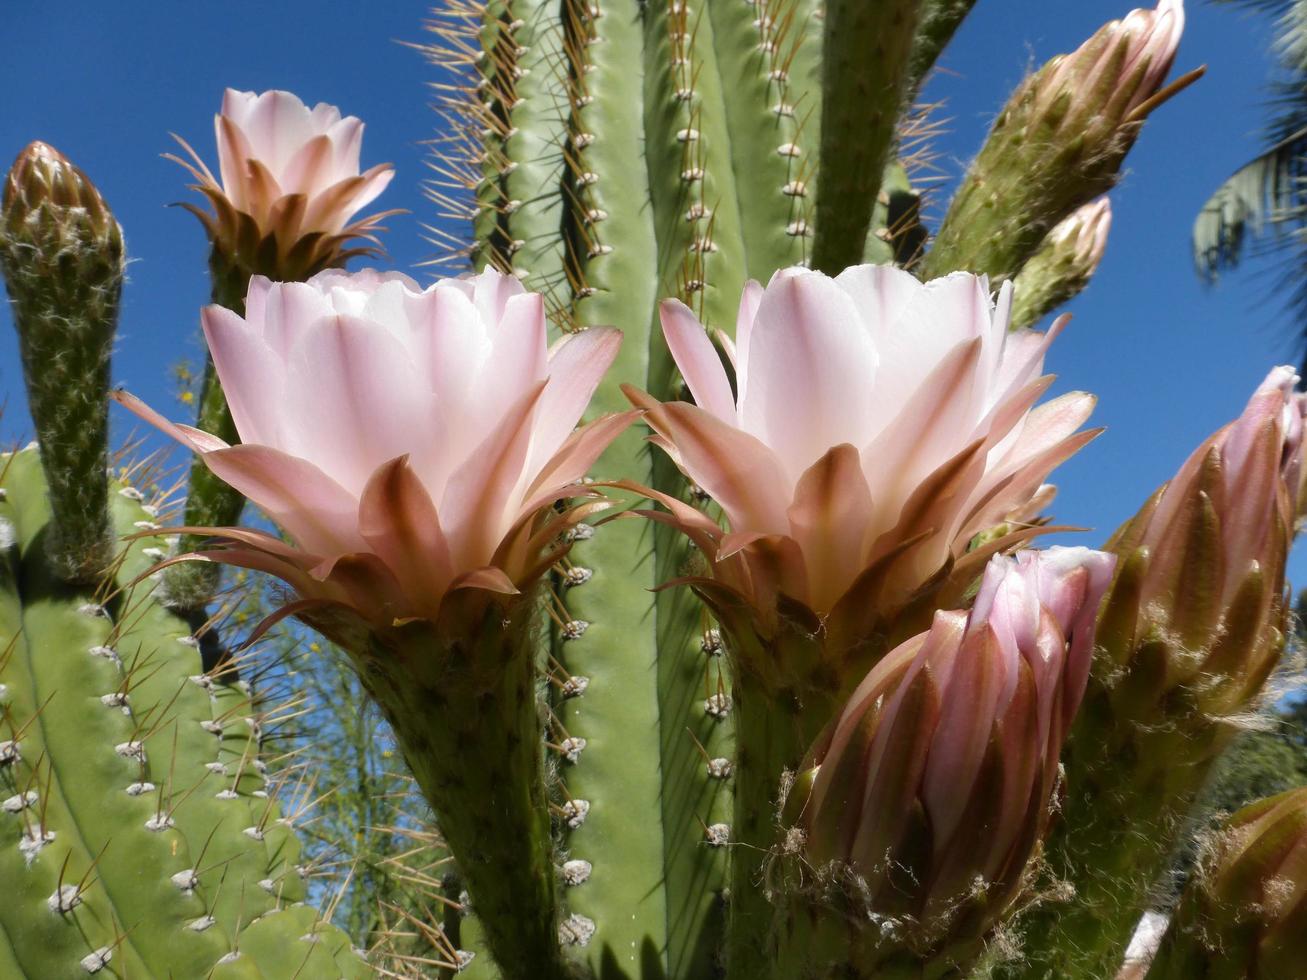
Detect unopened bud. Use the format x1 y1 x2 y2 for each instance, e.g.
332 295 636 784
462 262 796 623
0 142 122 582
786 548 1113 958
1148 787 1307 979
1009 198 1113 329
924 0 1196 282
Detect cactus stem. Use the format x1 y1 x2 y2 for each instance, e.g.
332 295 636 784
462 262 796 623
811 0 921 274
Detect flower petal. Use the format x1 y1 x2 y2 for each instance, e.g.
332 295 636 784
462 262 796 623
661 299 736 422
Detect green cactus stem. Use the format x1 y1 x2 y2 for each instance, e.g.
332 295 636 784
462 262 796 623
0 142 122 585
0 446 367 978
905 1 979 99
168 255 252 612
336 598 565 980
810 0 922 274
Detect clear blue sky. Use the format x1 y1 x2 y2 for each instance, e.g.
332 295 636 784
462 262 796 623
1 2 1303 585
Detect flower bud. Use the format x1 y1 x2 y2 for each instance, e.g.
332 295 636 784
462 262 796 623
0 142 123 582
787 548 1114 951
1103 365 1301 716
1147 787 1307 979
1009 198 1113 330
1016 367 1304 977
923 0 1196 283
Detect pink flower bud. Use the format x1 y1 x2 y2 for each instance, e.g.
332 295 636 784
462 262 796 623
1126 367 1301 664
793 547 1115 937
1041 0 1186 123
115 269 633 631
1148 787 1307 979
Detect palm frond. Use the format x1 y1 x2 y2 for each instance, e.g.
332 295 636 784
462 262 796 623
1192 126 1307 280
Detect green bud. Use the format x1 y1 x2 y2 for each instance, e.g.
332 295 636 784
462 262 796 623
0 142 124 583
923 1 1197 283
1147 787 1307 979
1009 198 1112 329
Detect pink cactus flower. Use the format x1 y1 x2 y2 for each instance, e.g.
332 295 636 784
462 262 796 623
116 268 634 628
794 547 1116 930
170 89 399 278
626 265 1098 617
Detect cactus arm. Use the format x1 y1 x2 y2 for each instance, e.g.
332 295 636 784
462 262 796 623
905 0 979 99
703 0 812 279
810 0 921 275
0 447 365 978
502 0 570 298
640 0 766 972
549 2 670 974
0 449 221 977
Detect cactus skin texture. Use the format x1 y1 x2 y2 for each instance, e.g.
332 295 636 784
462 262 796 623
416 1 1203 977
0 143 122 585
0 448 368 979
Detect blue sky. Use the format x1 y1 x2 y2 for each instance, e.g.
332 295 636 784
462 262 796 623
1 1 1303 584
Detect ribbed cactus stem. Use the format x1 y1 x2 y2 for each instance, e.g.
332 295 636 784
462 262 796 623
811 0 922 274
0 142 122 584
167 251 251 610
351 600 567 980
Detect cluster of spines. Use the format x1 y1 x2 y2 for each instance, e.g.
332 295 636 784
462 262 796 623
420 0 520 276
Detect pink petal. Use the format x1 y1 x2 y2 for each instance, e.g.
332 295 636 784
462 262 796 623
738 270 879 482
201 304 285 447
525 410 641 507
358 456 455 615
280 134 335 197
732 279 763 404
860 273 992 444
786 444 874 611
833 263 923 342
112 390 230 455
241 89 317 175
198 443 366 557
661 299 736 422
284 312 433 494
626 386 793 534
441 381 549 570
531 327 623 473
